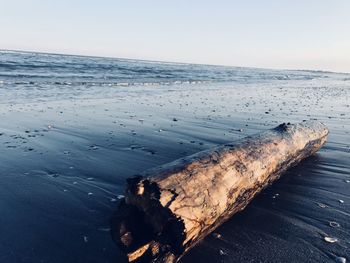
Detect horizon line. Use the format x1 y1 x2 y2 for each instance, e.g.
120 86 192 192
1 48 348 75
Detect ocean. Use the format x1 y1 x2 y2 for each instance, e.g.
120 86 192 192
0 50 346 103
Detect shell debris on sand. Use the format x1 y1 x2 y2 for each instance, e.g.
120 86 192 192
317 202 328 208
324 237 338 243
117 194 125 199
329 221 341 228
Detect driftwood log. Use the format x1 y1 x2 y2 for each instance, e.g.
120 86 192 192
111 121 328 263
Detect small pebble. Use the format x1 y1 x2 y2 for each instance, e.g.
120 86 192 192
83 236 88 243
88 192 93 196
335 256 346 263
339 200 344 204
272 193 279 199
329 221 340 228
317 203 327 208
324 236 338 243
212 233 222 239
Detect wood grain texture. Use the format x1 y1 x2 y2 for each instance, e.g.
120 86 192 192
111 121 328 263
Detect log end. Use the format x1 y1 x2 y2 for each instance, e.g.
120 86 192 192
111 177 186 262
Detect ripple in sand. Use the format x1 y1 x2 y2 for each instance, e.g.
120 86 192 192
130 144 142 150
98 227 110 232
142 148 156 155
49 173 59 178
88 145 99 150
6 145 17 148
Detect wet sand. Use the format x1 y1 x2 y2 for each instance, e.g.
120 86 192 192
0 81 349 262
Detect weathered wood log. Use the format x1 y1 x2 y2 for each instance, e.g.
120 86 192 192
111 121 328 263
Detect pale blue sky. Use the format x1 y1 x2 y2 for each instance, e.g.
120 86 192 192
1 0 349 72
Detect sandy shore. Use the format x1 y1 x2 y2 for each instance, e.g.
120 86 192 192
0 81 349 262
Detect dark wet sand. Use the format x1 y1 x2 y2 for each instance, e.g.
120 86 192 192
0 82 349 262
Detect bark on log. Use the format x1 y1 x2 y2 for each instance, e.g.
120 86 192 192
111 121 328 263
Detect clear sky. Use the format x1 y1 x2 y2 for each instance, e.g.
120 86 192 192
1 0 349 72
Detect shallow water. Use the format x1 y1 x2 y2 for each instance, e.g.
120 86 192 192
0 50 349 262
